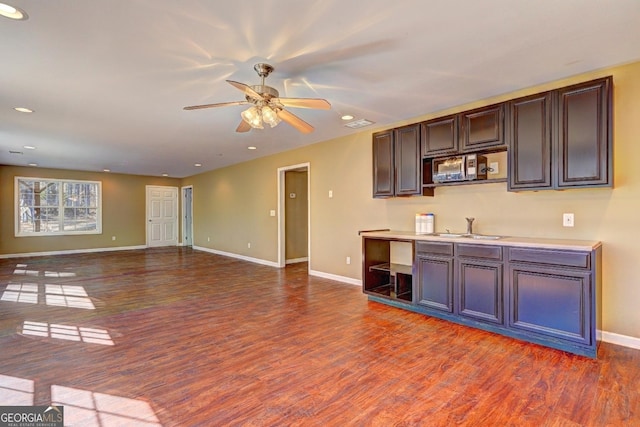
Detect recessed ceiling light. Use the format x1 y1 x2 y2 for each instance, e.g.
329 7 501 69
341 114 354 121
14 107 33 113
23 145 36 150
103 169 111 172
28 163 38 167
0 3 27 20
162 173 169 177
194 163 202 167
248 146 257 150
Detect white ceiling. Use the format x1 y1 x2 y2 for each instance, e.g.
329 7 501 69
2 0 640 177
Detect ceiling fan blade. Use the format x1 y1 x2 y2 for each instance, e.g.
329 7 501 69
277 108 314 134
236 120 251 133
183 101 247 110
277 98 331 110
226 80 264 101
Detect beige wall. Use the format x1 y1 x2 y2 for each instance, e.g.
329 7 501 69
184 60 640 339
0 166 181 254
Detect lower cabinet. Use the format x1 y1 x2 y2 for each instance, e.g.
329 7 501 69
362 237 414 303
416 242 454 313
508 248 594 346
363 237 601 358
456 244 503 325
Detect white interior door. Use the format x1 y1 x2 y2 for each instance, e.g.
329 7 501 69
146 186 178 247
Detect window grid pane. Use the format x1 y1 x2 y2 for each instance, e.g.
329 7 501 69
16 178 101 236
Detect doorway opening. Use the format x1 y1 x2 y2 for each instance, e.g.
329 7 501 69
277 163 310 268
182 186 193 247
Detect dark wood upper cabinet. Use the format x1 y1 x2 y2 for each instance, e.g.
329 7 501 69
372 124 421 197
460 104 505 152
372 130 395 197
508 76 612 191
508 92 553 190
394 124 422 196
421 114 458 156
557 77 612 188
374 76 612 196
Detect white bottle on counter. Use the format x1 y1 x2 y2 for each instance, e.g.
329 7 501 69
425 213 434 234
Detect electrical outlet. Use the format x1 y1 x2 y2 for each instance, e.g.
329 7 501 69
563 213 575 227
112 236 116 241
329 190 333 198
248 243 251 248
346 256 351 265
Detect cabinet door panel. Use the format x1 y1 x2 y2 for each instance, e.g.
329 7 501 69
394 124 422 196
458 261 503 324
557 77 612 187
461 104 505 151
417 256 454 312
372 130 394 197
508 93 553 190
509 265 591 345
422 115 458 156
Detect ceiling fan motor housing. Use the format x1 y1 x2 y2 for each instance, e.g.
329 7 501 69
247 85 279 104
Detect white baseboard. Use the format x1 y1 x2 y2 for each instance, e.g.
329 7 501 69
192 245 279 268
599 330 640 350
0 245 148 259
309 269 362 286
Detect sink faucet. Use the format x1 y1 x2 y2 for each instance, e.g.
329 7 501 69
466 217 475 235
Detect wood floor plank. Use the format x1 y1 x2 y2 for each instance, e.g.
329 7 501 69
0 247 639 426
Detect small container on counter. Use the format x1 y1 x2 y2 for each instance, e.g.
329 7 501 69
415 213 435 234
425 213 434 234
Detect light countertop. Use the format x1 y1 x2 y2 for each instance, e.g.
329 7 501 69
359 230 601 251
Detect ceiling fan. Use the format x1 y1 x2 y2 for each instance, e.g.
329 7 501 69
183 63 331 134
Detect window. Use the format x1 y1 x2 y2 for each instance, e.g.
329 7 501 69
15 177 102 236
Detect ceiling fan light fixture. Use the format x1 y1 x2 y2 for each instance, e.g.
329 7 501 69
0 2 28 20
262 105 281 128
241 106 264 129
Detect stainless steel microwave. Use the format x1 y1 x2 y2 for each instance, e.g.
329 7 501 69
432 154 488 183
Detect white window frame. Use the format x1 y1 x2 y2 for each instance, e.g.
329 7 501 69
14 177 102 237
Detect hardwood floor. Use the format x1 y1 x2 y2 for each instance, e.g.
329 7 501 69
0 247 638 426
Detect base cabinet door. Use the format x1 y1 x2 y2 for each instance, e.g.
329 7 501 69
509 264 591 345
457 260 503 324
416 255 454 313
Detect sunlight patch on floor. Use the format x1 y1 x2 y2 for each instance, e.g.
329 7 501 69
0 374 34 405
52 385 163 427
22 321 114 346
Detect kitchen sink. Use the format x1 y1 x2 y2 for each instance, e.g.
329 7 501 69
436 233 466 238
471 234 502 240
435 233 502 240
